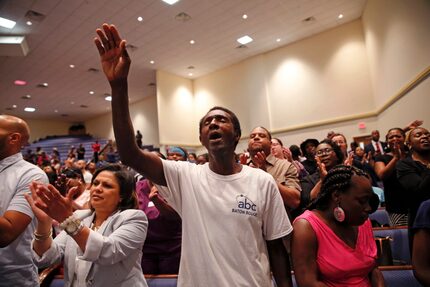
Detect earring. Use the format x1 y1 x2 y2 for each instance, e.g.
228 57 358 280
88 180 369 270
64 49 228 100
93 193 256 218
333 204 345 222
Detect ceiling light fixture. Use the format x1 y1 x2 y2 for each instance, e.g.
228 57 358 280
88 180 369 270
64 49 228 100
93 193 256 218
26 21 33 26
42 82 48 87
242 14 248 19
14 80 27 86
24 107 35 112
137 16 143 22
190 40 195 44
237 35 253 45
89 91 95 95
150 60 155 64
54 109 58 113
338 14 344 19
22 95 31 99
105 96 112 101
276 38 281 42
0 16 16 29
12 105 17 108
188 73 193 76
162 0 180 5
69 64 75 68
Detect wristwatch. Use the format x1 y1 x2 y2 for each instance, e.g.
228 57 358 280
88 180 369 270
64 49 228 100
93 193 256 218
60 215 84 236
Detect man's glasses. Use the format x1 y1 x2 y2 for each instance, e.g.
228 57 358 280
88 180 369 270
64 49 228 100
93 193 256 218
316 148 334 157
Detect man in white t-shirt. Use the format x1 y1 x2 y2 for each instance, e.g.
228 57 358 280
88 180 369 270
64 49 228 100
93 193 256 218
95 24 293 287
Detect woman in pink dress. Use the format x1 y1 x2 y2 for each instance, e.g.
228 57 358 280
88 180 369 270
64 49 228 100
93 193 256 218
292 165 385 287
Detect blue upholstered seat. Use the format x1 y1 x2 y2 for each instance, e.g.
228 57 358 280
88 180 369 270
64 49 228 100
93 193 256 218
381 268 423 287
370 208 390 226
373 227 410 265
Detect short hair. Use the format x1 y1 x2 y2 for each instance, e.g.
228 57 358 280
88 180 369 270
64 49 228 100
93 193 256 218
252 126 272 140
289 145 302 158
91 164 138 211
62 168 84 182
272 138 283 146
318 139 344 165
199 106 241 146
309 165 369 211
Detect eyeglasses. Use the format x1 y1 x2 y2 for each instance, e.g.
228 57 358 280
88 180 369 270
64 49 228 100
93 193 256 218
316 148 334 157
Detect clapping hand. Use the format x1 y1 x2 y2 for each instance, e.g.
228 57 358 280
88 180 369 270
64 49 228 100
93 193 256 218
252 151 267 171
94 24 130 84
315 156 328 180
26 182 79 223
239 152 249 165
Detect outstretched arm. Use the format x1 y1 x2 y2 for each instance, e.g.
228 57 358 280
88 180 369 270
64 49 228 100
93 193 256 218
94 24 166 185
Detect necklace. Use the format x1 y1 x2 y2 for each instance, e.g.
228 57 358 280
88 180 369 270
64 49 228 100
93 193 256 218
90 222 101 232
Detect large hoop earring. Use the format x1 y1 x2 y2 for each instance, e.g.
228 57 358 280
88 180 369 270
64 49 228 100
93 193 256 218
333 205 345 222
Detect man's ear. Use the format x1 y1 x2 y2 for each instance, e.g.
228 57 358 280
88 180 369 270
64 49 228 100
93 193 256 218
9 133 21 145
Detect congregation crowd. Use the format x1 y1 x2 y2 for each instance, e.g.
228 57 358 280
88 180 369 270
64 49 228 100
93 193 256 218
1 24 429 287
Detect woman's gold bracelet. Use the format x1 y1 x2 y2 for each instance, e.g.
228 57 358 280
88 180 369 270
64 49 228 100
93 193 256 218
34 230 52 241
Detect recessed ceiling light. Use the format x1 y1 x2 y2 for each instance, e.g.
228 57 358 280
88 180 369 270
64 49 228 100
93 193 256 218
26 21 33 26
338 14 344 19
276 38 281 42
14 80 27 86
137 16 143 22
237 35 253 45
22 95 31 99
69 64 75 68
70 101 75 105
0 16 16 29
188 73 193 76
150 60 155 64
12 104 17 108
24 107 35 112
89 91 95 95
105 96 112 101
242 14 248 19
42 82 48 87
162 0 180 5
190 40 195 44
54 109 58 113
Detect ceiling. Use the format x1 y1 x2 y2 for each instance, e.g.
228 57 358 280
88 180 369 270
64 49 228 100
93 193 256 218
0 0 366 122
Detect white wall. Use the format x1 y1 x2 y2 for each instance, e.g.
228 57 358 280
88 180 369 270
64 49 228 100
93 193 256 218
362 0 430 107
85 95 159 145
265 20 374 130
25 118 70 142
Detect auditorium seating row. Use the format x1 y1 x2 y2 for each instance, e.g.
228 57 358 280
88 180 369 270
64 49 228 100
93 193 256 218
26 135 109 163
46 267 423 287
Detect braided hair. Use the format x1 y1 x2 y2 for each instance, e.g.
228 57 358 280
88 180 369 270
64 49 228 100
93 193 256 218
309 165 368 211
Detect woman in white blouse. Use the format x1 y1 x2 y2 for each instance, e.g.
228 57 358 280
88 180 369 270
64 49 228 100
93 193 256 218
26 164 148 287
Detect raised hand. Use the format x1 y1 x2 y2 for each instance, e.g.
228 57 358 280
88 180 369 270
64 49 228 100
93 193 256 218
406 119 423 131
31 183 79 223
94 24 130 83
315 156 328 180
392 142 405 159
344 153 354 166
252 151 267 171
148 185 160 202
25 182 53 225
239 152 249 165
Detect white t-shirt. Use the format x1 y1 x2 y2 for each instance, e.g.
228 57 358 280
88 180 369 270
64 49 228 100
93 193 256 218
157 160 292 287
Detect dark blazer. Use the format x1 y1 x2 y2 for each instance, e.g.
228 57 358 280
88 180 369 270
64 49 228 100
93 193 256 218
364 141 387 155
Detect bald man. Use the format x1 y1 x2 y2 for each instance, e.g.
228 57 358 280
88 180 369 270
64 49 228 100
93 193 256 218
0 115 48 286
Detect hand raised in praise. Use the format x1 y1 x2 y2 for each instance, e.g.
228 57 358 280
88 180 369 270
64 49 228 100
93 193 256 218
30 182 79 223
94 24 130 83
